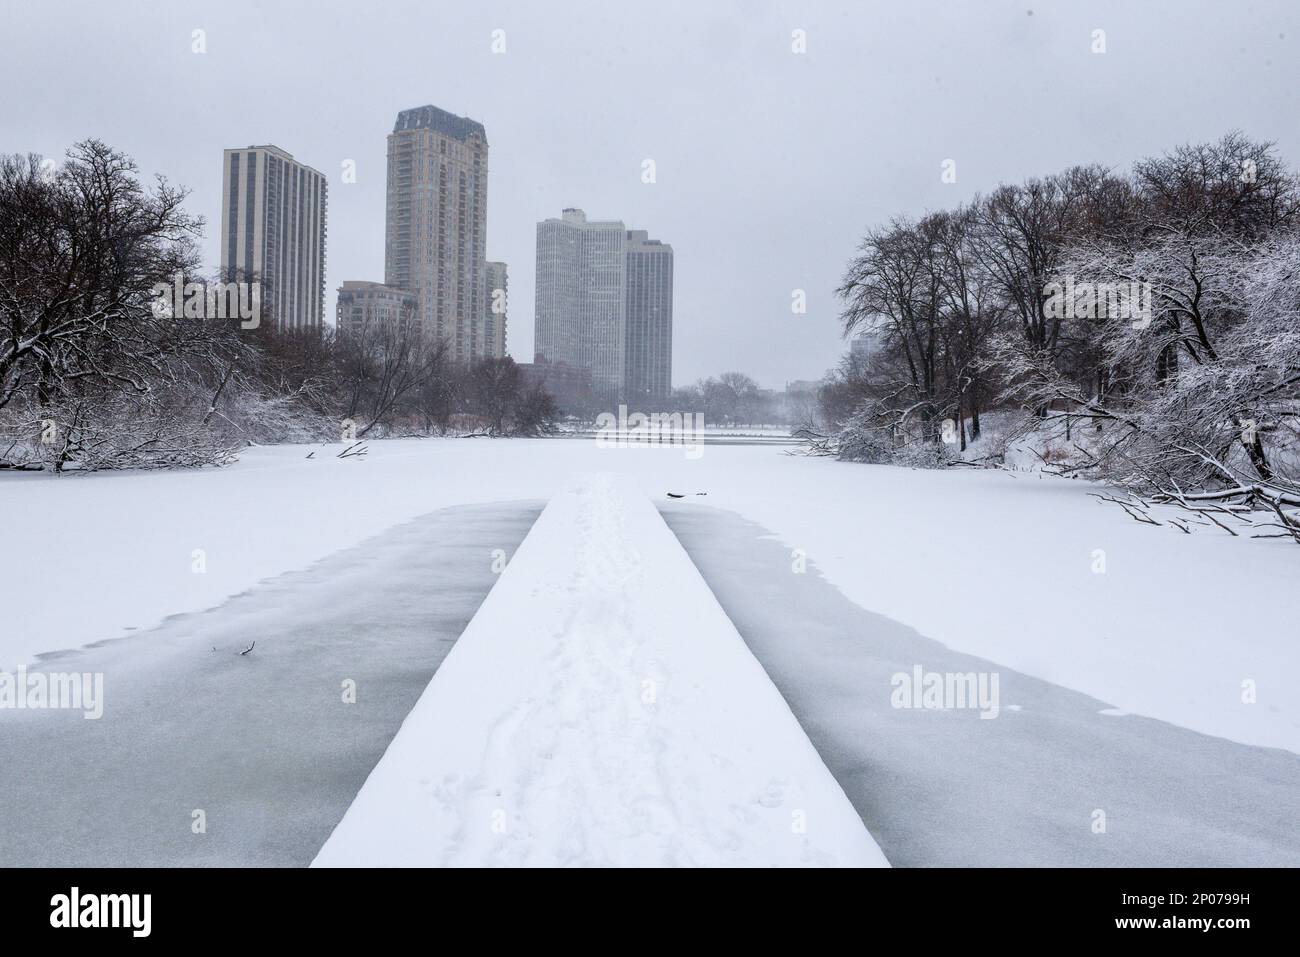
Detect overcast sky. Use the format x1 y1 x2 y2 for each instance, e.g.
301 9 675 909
3 0 1298 388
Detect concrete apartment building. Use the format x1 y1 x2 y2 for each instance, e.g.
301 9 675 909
850 331 884 364
335 281 417 336
220 144 328 330
534 209 673 405
535 209 628 401
485 260 508 358
623 230 674 403
385 105 491 360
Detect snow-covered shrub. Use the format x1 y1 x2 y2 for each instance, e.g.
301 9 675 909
892 441 953 469
1 389 238 472
833 410 895 463
209 390 339 447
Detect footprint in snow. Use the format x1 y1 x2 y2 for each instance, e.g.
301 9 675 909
757 781 787 808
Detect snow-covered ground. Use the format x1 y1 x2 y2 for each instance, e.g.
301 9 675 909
313 474 886 867
3 436 1297 754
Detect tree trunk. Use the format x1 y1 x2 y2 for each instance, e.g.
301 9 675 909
1244 429 1274 481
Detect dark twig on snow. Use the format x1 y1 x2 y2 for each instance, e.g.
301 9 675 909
1091 492 1163 526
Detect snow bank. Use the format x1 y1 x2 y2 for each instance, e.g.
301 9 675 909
312 473 887 867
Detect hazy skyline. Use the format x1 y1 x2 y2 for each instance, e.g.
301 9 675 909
4 0 1298 388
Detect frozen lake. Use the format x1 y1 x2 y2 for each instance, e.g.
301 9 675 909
0 502 541 866
661 502 1300 866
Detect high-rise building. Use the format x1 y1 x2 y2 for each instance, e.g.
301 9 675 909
849 330 883 365
484 261 508 358
220 145 328 330
385 105 489 360
335 281 417 335
534 209 673 405
516 360 597 416
623 230 674 403
534 211 585 368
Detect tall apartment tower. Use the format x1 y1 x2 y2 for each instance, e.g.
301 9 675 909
220 145 327 330
623 230 674 403
535 209 629 402
385 105 489 359
534 209 672 405
484 261 508 358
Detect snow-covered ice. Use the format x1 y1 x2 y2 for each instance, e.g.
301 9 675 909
4 437 1298 754
0 503 542 866
312 473 887 867
663 503 1300 866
